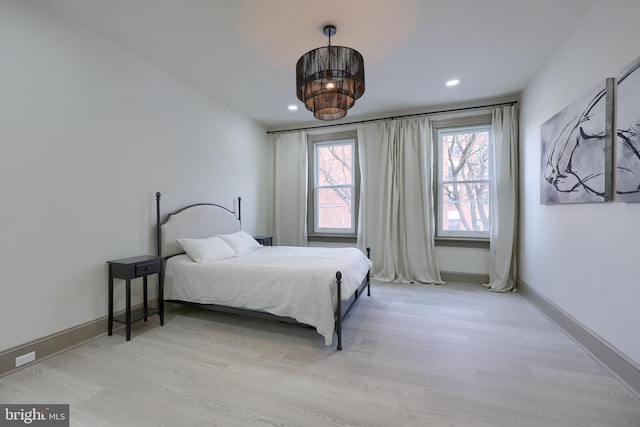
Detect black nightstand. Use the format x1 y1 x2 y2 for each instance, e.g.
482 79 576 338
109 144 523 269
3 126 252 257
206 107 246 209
107 255 164 341
253 235 273 246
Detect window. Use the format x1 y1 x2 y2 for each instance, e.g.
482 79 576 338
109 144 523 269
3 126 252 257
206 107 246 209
437 125 491 239
308 133 359 237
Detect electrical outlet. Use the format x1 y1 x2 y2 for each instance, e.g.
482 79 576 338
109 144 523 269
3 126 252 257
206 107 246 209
15 351 36 367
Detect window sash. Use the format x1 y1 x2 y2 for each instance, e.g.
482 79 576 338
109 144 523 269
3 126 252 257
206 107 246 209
313 139 356 234
437 125 491 239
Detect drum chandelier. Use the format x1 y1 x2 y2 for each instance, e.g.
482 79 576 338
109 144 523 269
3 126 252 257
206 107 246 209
296 25 365 121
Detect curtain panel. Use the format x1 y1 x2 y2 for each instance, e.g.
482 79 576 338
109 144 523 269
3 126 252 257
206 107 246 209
357 117 442 284
273 131 308 246
485 105 519 291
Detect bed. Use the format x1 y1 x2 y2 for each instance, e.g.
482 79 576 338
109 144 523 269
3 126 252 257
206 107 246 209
155 192 372 350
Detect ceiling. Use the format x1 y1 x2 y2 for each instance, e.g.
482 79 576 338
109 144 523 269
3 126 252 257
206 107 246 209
42 0 595 130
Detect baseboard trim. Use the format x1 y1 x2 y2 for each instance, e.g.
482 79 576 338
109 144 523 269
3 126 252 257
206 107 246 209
518 279 640 398
0 299 159 378
0 318 107 378
441 271 489 285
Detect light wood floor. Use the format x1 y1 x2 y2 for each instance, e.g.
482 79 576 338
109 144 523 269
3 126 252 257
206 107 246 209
1 281 639 427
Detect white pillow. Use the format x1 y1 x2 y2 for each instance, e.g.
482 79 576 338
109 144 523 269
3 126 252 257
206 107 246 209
218 230 262 255
177 236 236 263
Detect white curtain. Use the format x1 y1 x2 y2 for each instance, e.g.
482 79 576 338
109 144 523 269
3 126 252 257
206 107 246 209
357 117 442 284
485 105 519 291
273 131 308 246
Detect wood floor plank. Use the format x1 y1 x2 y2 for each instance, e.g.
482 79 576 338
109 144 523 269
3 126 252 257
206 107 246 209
1 281 638 426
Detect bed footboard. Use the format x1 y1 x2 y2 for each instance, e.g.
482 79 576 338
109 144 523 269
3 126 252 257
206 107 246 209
335 247 371 351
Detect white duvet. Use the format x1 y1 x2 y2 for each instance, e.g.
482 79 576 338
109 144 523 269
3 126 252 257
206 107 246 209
164 246 372 345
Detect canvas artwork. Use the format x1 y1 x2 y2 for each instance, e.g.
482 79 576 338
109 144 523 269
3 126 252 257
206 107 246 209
616 55 640 202
540 78 614 204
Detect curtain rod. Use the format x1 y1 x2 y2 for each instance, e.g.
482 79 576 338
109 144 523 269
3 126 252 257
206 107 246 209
266 100 518 134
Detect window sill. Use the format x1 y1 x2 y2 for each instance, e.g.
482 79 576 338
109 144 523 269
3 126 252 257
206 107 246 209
308 234 357 244
435 237 489 249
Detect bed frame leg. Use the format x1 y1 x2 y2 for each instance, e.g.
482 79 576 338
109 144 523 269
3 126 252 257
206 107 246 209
366 247 371 297
336 271 342 351
156 192 162 257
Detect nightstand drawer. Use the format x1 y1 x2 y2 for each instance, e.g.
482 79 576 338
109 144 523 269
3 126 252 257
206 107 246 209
135 261 160 277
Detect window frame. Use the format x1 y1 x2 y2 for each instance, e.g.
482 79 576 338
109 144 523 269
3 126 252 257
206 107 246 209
434 122 492 241
307 131 360 240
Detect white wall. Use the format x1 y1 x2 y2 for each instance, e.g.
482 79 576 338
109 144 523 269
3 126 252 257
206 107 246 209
436 246 489 275
0 1 272 352
520 1 640 366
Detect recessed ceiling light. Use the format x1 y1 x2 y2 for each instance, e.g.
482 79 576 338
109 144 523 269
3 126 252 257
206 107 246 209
446 79 460 87
288 105 298 111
